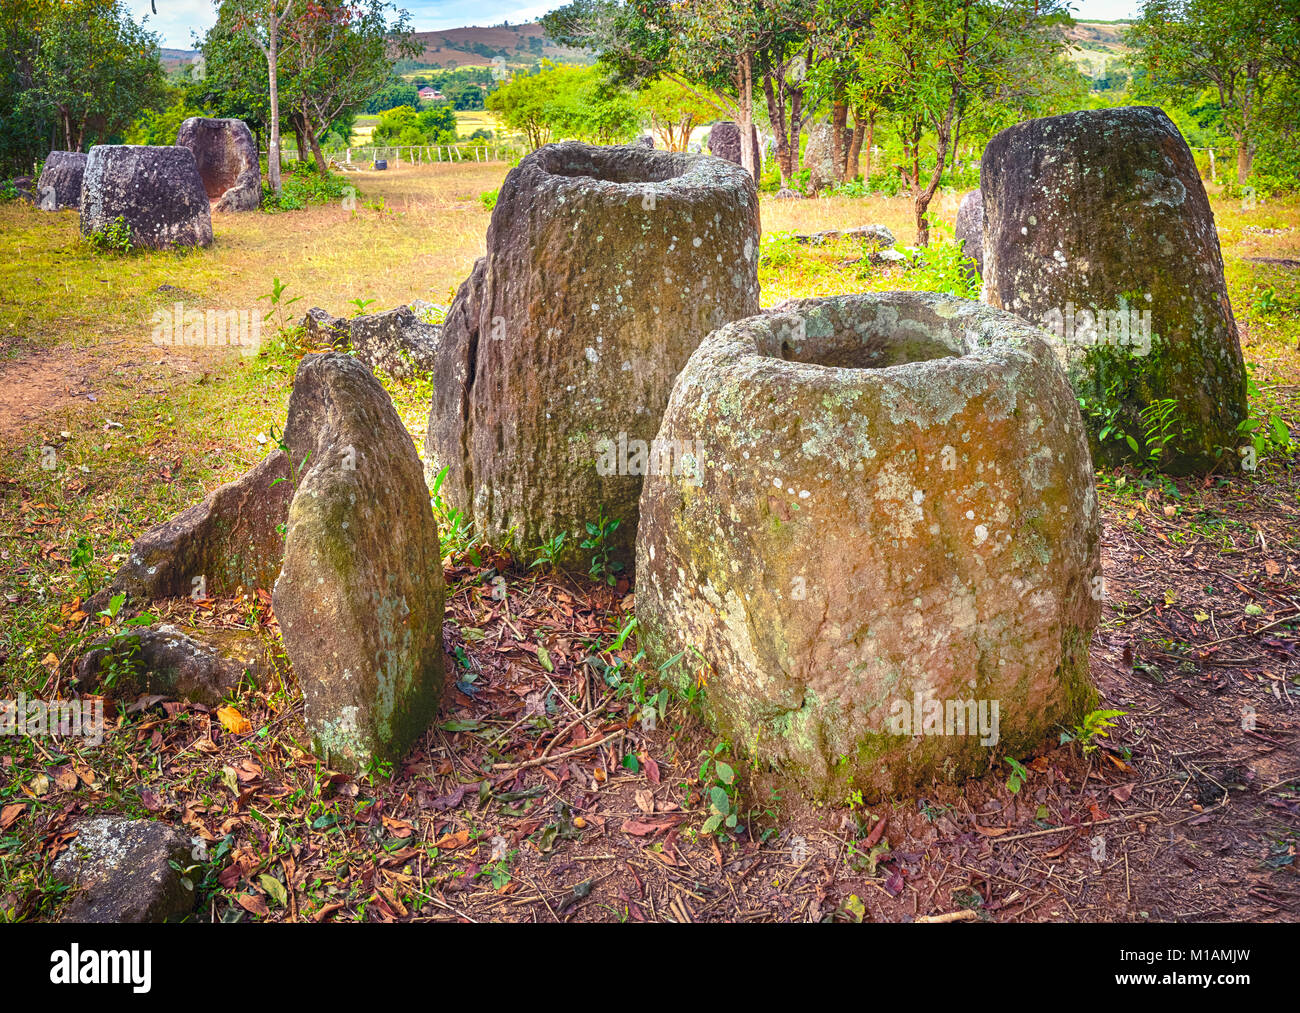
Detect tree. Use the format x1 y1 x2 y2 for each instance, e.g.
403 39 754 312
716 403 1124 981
12 0 163 153
821 0 1068 245
1128 0 1291 182
224 0 299 196
487 63 639 148
545 0 787 178
282 0 419 172
636 78 714 150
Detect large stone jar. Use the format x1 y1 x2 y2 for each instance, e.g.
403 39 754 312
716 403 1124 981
981 105 1246 473
427 142 760 569
636 292 1101 798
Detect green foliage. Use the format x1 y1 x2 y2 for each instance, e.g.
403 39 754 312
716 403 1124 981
85 216 134 254
261 164 351 211
258 276 302 333
1004 756 1029 793
479 189 499 211
579 507 623 586
528 531 566 571
699 742 741 839
1237 366 1293 462
1061 709 1126 754
430 466 481 564
904 241 980 299
487 62 639 149
372 104 459 145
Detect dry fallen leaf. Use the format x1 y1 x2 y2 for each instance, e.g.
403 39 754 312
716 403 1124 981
634 789 655 815
217 706 252 735
0 803 26 831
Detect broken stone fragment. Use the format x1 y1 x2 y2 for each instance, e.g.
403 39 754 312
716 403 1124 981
102 450 290 604
74 624 268 705
300 306 352 349
274 352 445 773
349 304 441 381
175 116 261 212
53 817 195 923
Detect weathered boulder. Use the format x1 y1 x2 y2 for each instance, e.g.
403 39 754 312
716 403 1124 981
350 305 441 381
80 145 214 249
53 817 195 923
300 306 352 349
175 117 261 212
981 106 1247 472
426 142 760 569
75 625 269 705
637 292 1101 799
793 224 895 248
803 123 837 193
707 121 760 168
36 151 87 210
634 135 654 149
954 189 983 277
100 451 290 604
274 352 445 773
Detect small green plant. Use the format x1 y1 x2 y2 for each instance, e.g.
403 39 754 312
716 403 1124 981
69 534 97 596
259 277 302 333
0 178 19 202
430 465 481 563
699 742 741 838
579 507 623 586
1004 756 1029 794
86 215 133 253
348 297 376 317
1237 366 1292 464
1137 398 1187 466
1061 709 1126 754
529 531 567 571
906 241 979 299
479 188 499 211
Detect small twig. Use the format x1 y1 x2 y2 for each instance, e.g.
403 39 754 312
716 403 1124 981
492 730 625 773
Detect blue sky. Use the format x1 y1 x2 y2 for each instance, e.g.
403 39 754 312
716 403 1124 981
127 1 1143 51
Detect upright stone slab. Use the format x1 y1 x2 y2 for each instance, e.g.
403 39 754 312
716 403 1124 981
37 151 88 210
981 106 1247 472
80 145 214 249
175 117 261 212
426 142 760 569
275 353 444 772
707 121 759 168
637 293 1101 798
954 189 983 277
349 304 441 381
803 123 837 193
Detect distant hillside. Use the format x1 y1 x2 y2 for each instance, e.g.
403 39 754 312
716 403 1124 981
1064 19 1133 77
408 22 592 69
160 48 199 74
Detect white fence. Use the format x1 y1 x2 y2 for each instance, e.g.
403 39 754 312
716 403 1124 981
261 145 520 167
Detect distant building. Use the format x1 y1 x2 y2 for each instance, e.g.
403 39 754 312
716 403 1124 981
417 87 443 102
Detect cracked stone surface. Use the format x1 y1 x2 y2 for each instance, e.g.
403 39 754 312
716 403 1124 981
636 292 1101 798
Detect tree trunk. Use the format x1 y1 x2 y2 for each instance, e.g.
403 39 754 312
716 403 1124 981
305 116 328 175
915 98 957 247
736 53 758 180
1236 133 1254 183
267 11 282 196
830 99 848 180
845 113 866 182
863 109 875 185
763 70 792 186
